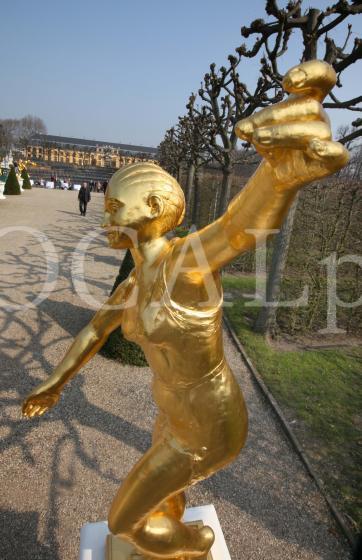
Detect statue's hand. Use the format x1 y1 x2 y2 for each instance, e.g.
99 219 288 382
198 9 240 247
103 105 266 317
22 385 60 418
235 60 349 190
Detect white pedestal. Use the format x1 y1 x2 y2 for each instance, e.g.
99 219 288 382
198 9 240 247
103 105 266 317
17 177 24 192
79 505 231 560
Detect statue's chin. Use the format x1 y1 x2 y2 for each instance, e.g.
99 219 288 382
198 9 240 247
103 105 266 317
107 234 133 250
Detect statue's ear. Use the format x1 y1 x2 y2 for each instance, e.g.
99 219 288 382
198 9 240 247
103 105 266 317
147 194 164 218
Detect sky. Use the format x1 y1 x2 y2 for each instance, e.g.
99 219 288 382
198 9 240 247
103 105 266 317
1 0 361 148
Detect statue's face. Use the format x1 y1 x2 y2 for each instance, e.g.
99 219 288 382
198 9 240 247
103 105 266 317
102 177 154 249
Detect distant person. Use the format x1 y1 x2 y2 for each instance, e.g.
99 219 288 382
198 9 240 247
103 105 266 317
78 182 91 216
102 180 108 195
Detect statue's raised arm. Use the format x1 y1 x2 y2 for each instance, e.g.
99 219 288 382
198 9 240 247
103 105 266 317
171 60 349 273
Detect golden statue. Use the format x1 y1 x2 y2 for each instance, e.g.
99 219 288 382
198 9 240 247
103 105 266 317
17 160 37 172
22 61 349 559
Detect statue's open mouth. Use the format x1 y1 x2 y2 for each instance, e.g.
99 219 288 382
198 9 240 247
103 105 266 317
105 227 131 247
106 227 122 237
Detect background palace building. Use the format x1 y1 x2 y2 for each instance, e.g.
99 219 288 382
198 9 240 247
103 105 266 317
25 134 158 184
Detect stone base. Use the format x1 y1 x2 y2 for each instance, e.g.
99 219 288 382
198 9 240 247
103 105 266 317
79 505 231 560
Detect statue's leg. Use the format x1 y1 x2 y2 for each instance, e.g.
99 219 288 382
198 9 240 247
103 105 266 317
151 415 186 521
108 437 214 558
153 492 187 520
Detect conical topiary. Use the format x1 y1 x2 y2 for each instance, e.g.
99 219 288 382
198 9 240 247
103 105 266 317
4 166 21 195
21 168 32 189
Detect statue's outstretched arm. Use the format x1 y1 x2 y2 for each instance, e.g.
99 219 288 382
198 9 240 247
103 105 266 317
172 61 349 273
22 274 135 417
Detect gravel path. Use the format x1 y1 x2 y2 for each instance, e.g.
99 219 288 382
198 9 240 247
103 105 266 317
0 189 350 560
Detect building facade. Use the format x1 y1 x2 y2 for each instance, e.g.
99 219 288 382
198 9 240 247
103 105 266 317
25 134 158 168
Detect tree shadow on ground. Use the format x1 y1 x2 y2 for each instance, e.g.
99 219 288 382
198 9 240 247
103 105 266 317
0 510 55 560
56 210 81 217
40 299 94 337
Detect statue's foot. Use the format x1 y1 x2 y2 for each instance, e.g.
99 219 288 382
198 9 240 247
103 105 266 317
178 525 214 558
133 523 214 559
195 526 214 555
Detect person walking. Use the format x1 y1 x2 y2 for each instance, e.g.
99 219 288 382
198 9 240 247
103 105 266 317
78 182 91 216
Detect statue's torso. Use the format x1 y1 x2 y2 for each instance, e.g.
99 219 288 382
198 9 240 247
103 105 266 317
121 245 224 384
120 244 247 453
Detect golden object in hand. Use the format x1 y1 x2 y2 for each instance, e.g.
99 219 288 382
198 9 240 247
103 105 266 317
22 61 348 559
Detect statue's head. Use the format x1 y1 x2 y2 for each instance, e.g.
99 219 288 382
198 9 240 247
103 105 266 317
102 162 185 249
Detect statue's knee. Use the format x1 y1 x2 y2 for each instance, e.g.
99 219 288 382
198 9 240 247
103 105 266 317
157 492 186 519
108 508 134 537
107 511 119 536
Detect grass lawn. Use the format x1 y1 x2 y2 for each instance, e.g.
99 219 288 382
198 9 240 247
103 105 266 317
222 273 362 534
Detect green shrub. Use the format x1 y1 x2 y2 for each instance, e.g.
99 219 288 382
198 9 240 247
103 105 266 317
110 249 134 295
21 168 32 189
4 166 21 195
101 249 147 366
100 328 147 366
173 226 189 238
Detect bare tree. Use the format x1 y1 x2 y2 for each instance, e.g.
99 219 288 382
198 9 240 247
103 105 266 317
188 54 282 218
158 118 213 227
158 126 189 183
339 117 362 146
0 115 47 152
0 123 11 155
17 115 47 148
0 119 19 151
177 113 214 226
238 0 362 335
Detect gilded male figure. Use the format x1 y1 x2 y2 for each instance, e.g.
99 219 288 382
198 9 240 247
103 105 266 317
23 61 348 559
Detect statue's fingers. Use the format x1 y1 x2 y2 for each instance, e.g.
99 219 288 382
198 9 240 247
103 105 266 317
236 96 329 142
22 401 29 415
22 401 35 416
252 121 331 150
28 405 42 417
306 139 349 170
37 407 49 416
282 60 336 102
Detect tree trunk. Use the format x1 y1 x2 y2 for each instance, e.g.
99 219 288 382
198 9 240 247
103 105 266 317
212 182 220 221
216 168 233 217
185 162 195 224
191 170 200 227
303 9 320 60
176 163 182 184
254 194 299 335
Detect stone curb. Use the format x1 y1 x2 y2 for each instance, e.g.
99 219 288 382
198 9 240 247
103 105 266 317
223 315 356 549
